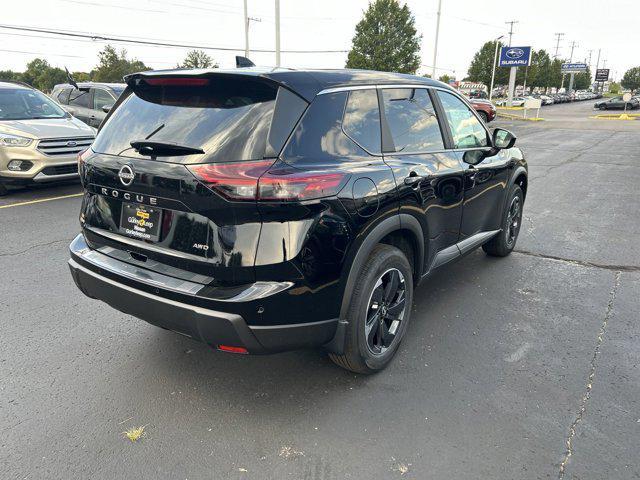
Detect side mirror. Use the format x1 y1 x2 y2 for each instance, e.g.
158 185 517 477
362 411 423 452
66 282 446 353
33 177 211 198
493 128 516 149
102 104 113 113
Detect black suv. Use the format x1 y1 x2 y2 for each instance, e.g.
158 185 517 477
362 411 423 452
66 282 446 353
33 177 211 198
52 82 125 128
68 69 527 373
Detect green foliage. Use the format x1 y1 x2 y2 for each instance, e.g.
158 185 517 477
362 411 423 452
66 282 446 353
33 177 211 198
549 58 564 89
91 45 150 83
20 59 67 92
0 70 23 82
72 71 91 82
467 40 508 87
438 74 452 84
346 0 421 73
572 67 592 90
177 50 217 69
609 82 620 94
621 67 640 92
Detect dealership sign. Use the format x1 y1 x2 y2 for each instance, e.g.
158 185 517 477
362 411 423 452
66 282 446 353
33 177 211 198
498 46 532 67
595 68 610 82
561 63 588 73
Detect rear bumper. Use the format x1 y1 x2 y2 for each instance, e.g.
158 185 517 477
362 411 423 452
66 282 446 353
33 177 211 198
68 234 338 353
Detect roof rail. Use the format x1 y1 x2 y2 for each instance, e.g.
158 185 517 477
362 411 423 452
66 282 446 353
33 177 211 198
0 79 33 88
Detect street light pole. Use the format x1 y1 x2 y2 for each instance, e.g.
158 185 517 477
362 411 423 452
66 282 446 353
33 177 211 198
489 35 504 101
275 0 281 66
431 0 442 79
505 20 518 106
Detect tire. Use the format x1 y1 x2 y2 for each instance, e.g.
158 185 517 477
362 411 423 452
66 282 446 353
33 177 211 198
0 182 8 197
482 185 524 257
329 244 414 374
477 111 488 124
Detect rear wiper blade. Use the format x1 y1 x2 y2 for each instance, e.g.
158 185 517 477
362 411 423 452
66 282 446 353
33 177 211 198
130 140 204 156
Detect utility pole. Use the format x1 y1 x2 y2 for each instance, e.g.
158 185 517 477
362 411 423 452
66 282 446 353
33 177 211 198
432 0 443 79
275 0 281 66
242 0 261 58
553 32 564 58
243 0 249 57
567 40 578 93
594 48 601 93
505 20 518 106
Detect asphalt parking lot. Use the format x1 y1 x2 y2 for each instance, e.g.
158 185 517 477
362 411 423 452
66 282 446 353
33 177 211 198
2 100 639 479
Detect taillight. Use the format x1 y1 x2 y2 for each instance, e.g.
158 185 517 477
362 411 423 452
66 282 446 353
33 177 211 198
188 161 348 202
258 167 346 201
77 148 91 181
188 160 274 200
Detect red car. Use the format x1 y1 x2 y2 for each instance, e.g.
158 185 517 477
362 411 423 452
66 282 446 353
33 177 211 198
468 98 496 123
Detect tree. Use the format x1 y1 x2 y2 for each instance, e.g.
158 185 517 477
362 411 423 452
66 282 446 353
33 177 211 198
467 40 509 88
621 67 640 93
573 67 592 90
438 74 452 84
0 70 23 82
609 82 620 94
345 0 421 74
178 50 217 69
549 58 564 90
20 59 66 92
92 45 150 83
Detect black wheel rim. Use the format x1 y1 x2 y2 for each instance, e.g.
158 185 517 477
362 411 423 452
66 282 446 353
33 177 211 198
364 268 406 355
505 195 521 247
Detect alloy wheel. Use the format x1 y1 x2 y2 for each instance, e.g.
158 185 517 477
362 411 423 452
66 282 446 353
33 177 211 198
364 268 407 355
505 195 522 247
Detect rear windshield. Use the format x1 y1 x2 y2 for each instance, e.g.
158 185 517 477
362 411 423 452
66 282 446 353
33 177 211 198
92 77 278 163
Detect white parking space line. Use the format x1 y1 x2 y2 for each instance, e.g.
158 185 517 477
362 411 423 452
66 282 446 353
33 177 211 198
0 193 83 210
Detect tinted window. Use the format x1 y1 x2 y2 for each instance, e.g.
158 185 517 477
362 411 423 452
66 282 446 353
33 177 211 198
92 77 277 163
0 88 66 120
282 92 365 163
343 89 381 153
265 87 308 157
69 89 90 108
93 89 114 110
56 88 71 105
381 88 444 153
437 91 488 148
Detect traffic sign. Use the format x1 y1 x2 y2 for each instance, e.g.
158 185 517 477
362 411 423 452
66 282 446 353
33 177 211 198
561 63 588 73
498 46 532 67
595 69 610 82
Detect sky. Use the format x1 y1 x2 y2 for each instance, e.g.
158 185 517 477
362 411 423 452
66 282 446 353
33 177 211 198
1 0 637 82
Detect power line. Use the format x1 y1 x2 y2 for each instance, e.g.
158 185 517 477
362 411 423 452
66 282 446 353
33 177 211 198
505 20 518 46
0 24 347 54
553 33 564 58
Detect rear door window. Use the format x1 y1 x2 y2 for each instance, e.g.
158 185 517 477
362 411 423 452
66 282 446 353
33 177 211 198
92 77 278 163
381 88 444 153
342 89 381 154
436 91 489 149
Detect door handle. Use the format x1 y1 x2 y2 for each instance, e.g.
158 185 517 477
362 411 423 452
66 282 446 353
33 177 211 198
404 173 424 186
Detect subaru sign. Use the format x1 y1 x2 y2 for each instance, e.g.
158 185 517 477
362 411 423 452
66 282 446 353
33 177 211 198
561 63 588 73
498 46 532 67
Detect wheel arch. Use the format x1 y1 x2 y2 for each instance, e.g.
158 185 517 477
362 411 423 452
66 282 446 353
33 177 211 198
324 213 425 355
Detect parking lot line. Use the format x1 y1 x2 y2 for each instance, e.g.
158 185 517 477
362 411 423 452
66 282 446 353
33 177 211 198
0 192 83 210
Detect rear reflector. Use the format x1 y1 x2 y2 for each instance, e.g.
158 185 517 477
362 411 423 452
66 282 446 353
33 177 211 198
188 161 347 202
217 345 249 354
144 77 210 87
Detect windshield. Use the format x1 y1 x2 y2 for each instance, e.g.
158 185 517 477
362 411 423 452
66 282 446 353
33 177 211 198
92 77 277 163
0 88 67 120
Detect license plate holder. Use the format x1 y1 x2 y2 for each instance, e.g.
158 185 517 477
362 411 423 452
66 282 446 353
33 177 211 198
119 202 162 242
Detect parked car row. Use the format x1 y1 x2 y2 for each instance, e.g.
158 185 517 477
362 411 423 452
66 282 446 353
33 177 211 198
495 90 604 107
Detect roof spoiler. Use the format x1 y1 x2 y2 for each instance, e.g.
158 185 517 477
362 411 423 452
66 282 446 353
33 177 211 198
235 56 255 68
